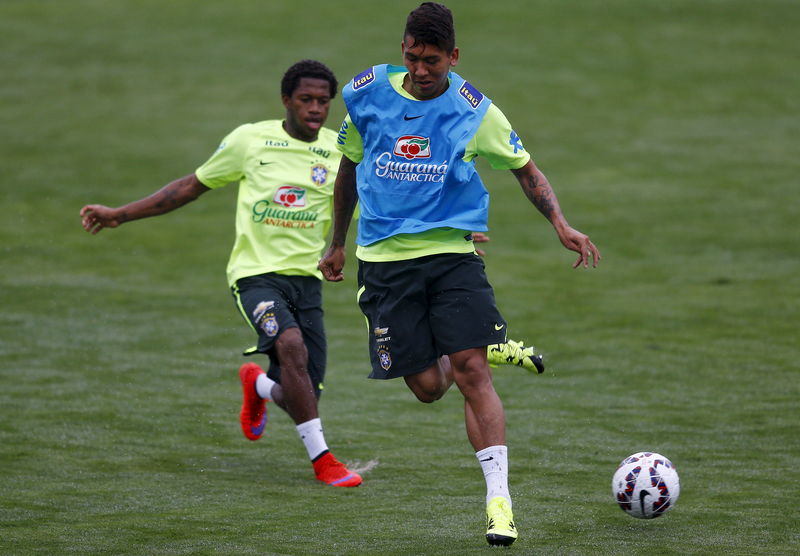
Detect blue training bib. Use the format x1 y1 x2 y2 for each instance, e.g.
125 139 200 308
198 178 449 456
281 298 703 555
343 64 492 246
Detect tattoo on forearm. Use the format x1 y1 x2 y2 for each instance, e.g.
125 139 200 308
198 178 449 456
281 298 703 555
155 185 180 209
524 173 556 220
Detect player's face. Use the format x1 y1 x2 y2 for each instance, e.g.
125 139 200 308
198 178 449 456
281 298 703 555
282 77 332 142
401 36 459 100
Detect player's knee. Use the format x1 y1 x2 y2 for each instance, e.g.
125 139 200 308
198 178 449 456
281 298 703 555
452 351 492 389
406 374 449 403
405 367 448 403
275 328 308 368
412 386 445 403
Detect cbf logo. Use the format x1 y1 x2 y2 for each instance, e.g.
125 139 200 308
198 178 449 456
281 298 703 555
377 345 392 371
310 164 328 185
260 315 279 337
273 186 306 207
393 136 431 160
252 301 279 337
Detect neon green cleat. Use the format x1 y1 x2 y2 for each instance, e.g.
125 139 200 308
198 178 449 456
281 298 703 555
487 339 544 374
485 496 518 546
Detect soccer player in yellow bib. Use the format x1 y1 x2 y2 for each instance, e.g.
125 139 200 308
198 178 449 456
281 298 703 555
80 60 362 487
319 3 600 546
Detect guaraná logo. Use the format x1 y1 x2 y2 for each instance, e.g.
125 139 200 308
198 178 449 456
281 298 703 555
393 136 431 160
272 186 307 208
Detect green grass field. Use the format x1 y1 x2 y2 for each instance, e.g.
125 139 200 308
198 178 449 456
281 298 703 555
2 0 798 554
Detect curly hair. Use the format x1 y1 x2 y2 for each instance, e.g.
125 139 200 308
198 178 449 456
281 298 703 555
281 60 338 99
404 2 455 53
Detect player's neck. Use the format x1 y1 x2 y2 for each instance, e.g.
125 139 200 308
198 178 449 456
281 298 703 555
282 119 319 143
402 73 449 100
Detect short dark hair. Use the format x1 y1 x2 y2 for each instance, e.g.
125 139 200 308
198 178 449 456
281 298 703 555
404 2 455 53
281 60 338 99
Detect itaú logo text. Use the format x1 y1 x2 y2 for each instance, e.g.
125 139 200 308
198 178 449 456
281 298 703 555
393 136 431 160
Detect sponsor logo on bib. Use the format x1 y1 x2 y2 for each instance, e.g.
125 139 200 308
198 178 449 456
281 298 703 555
393 136 431 160
352 67 375 90
459 81 484 109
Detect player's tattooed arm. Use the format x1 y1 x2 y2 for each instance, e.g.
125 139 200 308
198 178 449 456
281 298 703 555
80 173 210 233
510 160 601 269
119 173 210 223
511 160 563 224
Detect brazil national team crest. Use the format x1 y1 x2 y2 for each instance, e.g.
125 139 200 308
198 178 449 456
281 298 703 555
260 315 278 337
273 185 307 207
252 301 279 337
311 164 329 185
377 345 392 371
393 136 431 160
374 326 392 370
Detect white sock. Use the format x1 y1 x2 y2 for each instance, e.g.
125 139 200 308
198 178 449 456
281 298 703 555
296 418 329 461
476 445 511 507
255 373 276 401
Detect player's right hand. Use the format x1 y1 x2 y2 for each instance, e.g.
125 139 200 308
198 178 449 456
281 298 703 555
80 204 120 234
318 246 346 282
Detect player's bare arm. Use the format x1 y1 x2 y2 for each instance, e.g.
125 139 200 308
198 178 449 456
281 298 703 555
80 173 210 234
511 160 601 269
318 156 359 282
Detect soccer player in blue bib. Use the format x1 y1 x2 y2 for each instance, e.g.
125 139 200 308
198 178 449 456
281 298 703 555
318 2 601 546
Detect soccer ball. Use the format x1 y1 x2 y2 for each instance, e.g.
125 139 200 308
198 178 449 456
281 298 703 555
612 452 680 519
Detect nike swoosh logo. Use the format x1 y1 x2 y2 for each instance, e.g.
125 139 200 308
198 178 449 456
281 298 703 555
259 161 273 165
494 324 505 331
403 114 423 121
480 456 494 462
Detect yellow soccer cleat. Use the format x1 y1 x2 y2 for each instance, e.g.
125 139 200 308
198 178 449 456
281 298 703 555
487 339 544 374
485 496 518 546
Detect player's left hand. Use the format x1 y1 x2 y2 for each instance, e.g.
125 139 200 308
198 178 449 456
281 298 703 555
558 226 601 268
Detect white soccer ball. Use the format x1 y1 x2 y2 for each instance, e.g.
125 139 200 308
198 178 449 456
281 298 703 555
612 452 680 519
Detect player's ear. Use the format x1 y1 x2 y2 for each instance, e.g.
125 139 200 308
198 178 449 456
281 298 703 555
281 94 291 109
449 47 459 67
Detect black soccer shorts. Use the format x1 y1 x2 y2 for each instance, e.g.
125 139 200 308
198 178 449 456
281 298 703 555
232 273 326 398
357 252 507 380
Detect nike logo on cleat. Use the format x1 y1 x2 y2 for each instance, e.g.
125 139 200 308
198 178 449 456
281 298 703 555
403 114 423 120
494 324 505 331
329 473 356 486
